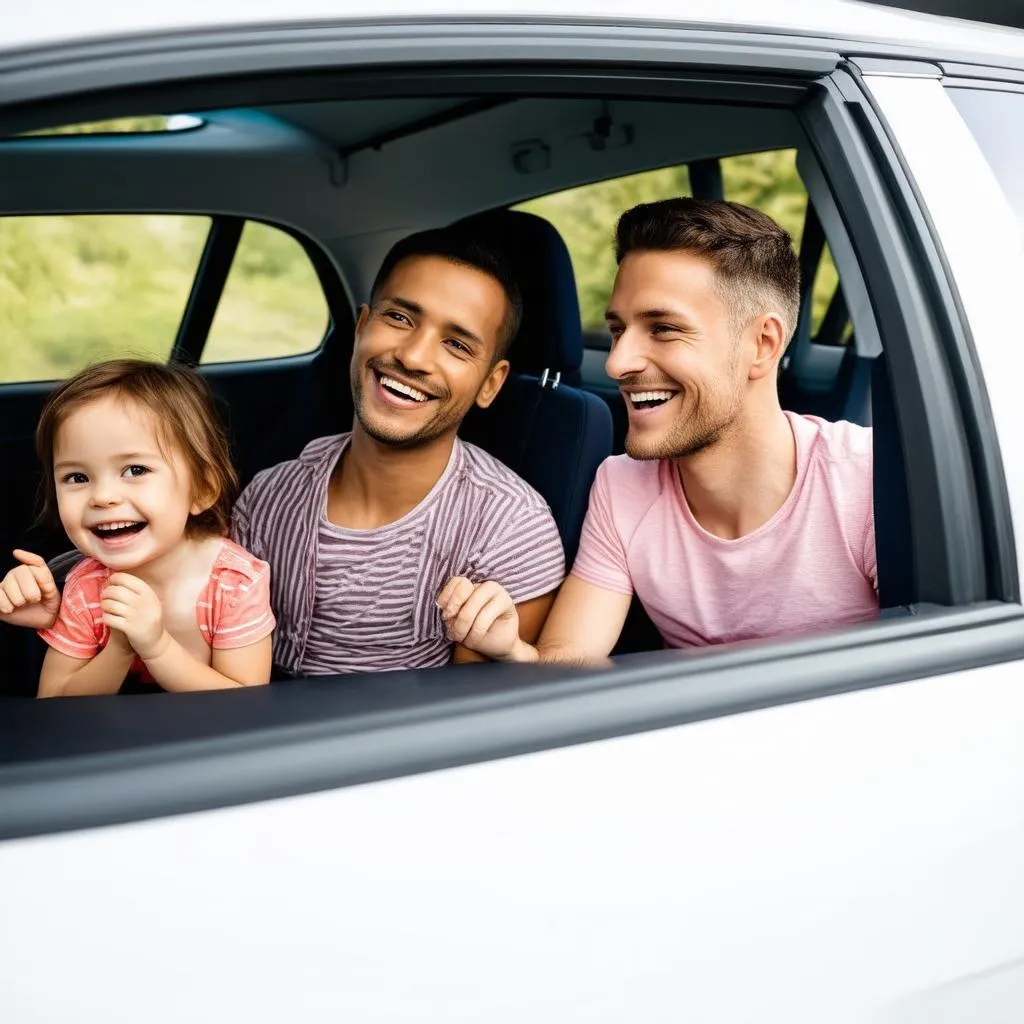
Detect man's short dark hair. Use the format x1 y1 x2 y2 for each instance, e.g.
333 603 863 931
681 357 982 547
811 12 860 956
370 227 523 360
615 197 801 343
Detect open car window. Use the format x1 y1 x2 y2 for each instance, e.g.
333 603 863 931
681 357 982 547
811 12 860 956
0 36 1014 839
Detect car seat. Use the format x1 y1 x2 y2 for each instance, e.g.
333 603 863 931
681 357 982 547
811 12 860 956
455 209 613 564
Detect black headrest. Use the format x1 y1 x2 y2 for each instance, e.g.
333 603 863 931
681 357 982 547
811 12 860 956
453 209 584 375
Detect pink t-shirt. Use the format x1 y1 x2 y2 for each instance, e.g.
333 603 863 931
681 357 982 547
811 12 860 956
572 413 878 647
39 539 276 676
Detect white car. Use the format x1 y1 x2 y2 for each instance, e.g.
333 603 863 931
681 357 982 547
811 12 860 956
1 1 1023 1021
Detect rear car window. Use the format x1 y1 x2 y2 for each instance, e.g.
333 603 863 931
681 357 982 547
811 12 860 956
0 214 328 382
201 221 329 365
948 87 1024 229
0 214 209 382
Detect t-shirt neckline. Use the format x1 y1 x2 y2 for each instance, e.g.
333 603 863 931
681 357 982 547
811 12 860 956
671 411 812 546
319 434 463 537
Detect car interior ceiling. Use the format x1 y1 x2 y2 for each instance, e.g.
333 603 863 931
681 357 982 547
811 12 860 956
0 90 906 697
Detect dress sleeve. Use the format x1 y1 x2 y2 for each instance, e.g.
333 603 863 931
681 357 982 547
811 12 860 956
38 562 106 660
208 556 277 650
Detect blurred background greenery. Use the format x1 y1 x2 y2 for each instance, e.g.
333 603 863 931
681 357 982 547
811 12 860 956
0 120 835 383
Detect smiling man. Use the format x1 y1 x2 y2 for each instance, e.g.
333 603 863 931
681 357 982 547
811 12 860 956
441 198 879 662
232 228 565 675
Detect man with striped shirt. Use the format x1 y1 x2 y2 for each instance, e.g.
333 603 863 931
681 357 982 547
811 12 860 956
231 229 565 676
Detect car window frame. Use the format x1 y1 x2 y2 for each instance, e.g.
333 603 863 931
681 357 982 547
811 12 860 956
0 33 1018 841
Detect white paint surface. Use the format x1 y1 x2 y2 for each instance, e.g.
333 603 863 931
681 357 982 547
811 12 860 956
2 662 1022 1021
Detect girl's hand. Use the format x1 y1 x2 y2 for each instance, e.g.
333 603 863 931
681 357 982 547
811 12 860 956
101 573 169 661
0 549 61 630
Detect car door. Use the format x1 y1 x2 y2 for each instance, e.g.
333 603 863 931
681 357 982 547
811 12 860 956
1 13 1023 1023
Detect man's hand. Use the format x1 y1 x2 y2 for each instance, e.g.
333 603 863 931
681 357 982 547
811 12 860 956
101 573 169 661
0 549 61 630
438 577 534 662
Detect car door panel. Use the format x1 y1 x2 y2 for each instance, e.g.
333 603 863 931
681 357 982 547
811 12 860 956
1 660 1022 1022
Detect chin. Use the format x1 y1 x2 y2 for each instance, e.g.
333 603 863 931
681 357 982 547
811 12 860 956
624 431 673 461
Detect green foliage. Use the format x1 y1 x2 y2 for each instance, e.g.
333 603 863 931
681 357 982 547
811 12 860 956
0 214 328 381
203 222 329 364
519 149 840 335
18 116 171 137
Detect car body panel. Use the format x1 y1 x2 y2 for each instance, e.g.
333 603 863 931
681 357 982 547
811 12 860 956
4 0 1024 64
2 659 1023 1022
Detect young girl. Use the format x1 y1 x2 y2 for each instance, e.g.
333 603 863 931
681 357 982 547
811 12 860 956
0 359 275 697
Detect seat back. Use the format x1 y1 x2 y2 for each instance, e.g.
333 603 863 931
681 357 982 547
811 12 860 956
461 375 611 563
454 209 612 563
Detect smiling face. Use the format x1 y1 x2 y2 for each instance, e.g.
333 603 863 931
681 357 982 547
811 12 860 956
350 254 511 449
52 396 209 572
605 249 765 461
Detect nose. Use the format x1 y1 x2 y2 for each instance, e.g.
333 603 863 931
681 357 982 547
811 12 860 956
393 326 437 375
605 325 648 381
88 477 123 508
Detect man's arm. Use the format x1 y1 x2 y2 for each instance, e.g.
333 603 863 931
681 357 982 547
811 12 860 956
533 575 632 664
441 575 631 665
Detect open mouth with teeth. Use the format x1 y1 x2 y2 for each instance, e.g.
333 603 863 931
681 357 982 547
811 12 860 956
91 520 147 542
627 389 679 411
373 370 436 406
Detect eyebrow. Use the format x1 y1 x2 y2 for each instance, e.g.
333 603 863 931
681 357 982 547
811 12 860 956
385 294 484 349
605 308 689 322
54 452 160 471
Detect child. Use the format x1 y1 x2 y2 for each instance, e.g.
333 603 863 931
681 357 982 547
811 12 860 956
0 359 275 697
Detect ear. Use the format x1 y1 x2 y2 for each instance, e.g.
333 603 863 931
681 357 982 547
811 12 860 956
189 473 219 518
747 313 788 382
475 358 511 410
355 303 370 335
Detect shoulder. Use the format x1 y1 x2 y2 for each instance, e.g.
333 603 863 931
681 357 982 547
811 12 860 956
591 455 667 522
211 539 272 593
455 440 553 516
239 433 348 506
594 453 663 489
793 413 872 474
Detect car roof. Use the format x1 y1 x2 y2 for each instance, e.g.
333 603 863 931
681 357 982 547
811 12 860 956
5 0 1024 64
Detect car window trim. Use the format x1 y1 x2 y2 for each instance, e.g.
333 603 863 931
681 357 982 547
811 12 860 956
1 602 1022 842
845 63 1019 604
172 214 244 364
799 67 1011 606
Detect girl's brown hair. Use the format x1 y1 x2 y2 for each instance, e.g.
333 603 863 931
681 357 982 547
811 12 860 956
36 359 238 538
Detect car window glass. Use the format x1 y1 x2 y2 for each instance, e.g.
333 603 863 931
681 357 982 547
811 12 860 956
12 115 203 138
200 221 330 365
0 213 209 383
948 87 1024 231
515 149 843 346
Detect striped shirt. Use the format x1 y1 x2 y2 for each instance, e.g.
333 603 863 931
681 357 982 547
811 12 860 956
38 540 276 680
231 433 565 676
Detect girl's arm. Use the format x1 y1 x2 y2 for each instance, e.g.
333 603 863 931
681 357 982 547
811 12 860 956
101 571 272 692
37 636 135 698
140 633 272 691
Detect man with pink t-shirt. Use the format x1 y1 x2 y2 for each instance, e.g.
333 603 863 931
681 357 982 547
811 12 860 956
440 197 878 662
